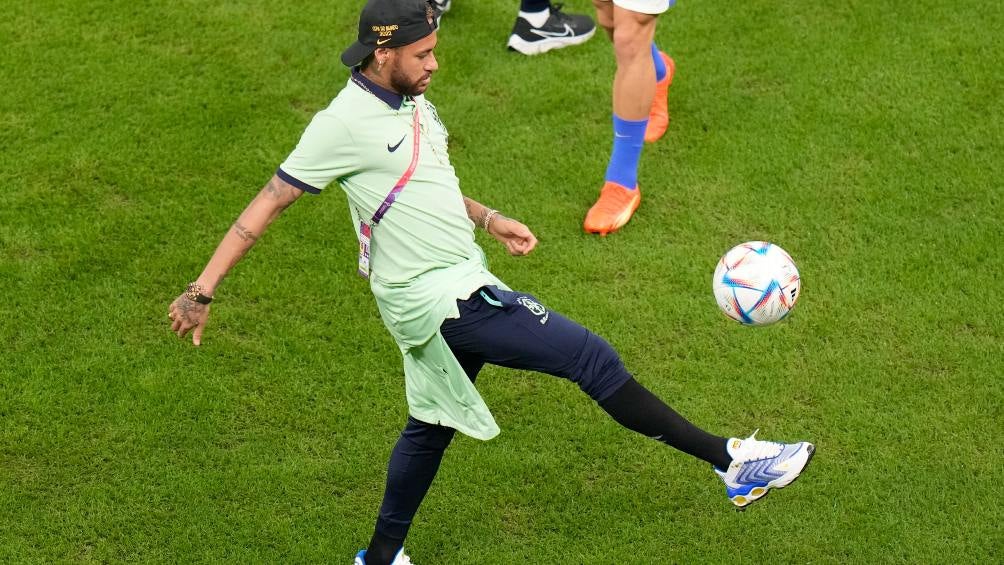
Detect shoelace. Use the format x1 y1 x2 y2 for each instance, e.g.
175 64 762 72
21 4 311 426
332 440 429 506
738 429 784 462
541 3 581 29
550 3 574 21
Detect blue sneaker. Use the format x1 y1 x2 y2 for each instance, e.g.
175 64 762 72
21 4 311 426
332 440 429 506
715 430 815 508
354 548 414 565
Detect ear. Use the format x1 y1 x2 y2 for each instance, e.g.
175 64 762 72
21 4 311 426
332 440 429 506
374 47 393 64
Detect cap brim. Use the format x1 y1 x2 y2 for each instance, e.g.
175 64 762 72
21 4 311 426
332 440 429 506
340 41 374 67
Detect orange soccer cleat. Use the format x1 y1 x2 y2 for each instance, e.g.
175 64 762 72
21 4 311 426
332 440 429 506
644 52 676 143
583 182 641 236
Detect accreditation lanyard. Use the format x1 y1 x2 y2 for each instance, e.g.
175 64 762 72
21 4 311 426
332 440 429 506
358 106 421 279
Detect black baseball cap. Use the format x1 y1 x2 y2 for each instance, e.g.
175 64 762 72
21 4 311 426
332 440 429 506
340 0 440 67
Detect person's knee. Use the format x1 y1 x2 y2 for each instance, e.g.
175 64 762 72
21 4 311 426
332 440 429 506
611 12 656 63
574 332 632 402
612 29 652 63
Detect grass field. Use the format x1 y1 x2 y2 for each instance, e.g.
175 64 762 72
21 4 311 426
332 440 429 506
2 0 1002 562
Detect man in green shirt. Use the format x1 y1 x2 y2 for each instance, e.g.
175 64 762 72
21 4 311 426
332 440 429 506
168 2 814 564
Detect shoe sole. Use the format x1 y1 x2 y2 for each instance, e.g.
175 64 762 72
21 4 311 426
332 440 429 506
730 443 815 510
507 28 596 56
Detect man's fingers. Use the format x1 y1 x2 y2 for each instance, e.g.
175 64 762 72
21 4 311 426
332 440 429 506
508 241 529 256
176 320 196 339
167 296 207 345
508 235 535 256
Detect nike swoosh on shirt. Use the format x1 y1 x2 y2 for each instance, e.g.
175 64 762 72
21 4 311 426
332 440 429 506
387 135 406 152
530 23 574 39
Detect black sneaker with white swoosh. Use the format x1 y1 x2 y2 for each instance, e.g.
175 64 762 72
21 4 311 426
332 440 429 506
506 3 596 56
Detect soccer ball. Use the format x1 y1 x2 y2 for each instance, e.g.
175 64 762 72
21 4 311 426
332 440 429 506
712 241 801 326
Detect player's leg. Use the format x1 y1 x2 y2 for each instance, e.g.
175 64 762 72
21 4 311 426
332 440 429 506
592 0 614 39
616 1 676 142
584 1 675 235
441 287 815 508
593 0 675 143
440 287 732 468
361 419 458 565
584 6 656 235
611 6 659 120
507 0 596 55
361 357 484 565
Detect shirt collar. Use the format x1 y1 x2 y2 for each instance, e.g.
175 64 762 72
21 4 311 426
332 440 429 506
351 67 408 110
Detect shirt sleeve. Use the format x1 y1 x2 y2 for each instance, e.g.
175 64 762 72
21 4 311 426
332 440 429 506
277 113 358 193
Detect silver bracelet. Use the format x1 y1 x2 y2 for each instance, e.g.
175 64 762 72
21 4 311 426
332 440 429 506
483 209 499 231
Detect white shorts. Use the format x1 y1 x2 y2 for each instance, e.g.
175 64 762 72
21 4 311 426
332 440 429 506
602 0 674 15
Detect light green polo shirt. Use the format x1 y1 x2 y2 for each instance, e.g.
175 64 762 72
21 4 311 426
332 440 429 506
278 71 506 440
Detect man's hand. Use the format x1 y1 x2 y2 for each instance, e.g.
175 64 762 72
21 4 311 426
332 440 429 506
488 216 538 256
168 295 210 346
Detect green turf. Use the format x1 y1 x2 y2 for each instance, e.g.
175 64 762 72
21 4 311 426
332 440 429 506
2 0 1002 562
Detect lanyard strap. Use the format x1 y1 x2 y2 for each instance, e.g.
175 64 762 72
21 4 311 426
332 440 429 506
371 108 421 226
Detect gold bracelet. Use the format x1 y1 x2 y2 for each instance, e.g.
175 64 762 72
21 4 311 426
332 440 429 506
483 209 499 231
185 282 213 304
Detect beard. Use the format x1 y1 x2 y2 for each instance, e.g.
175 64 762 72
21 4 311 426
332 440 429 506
390 68 431 96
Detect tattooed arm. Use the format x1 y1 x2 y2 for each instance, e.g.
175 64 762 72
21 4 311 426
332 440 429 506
462 196 538 257
169 175 304 344
463 196 494 229
195 175 302 291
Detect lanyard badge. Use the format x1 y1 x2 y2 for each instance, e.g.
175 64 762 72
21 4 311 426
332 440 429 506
357 107 422 279
357 221 372 278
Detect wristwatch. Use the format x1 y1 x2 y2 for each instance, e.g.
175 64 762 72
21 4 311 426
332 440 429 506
185 282 213 304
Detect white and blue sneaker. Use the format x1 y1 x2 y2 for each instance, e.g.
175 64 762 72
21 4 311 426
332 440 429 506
715 430 815 508
354 548 414 565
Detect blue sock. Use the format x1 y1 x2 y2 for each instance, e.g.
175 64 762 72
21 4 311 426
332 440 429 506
652 43 667 82
604 115 647 190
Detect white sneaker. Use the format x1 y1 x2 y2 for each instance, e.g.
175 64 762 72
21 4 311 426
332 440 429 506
354 548 414 565
715 430 815 508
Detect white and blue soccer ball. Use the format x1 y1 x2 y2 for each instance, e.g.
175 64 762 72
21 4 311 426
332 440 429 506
712 241 801 326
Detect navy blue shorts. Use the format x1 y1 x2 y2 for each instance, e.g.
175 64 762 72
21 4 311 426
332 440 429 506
439 286 631 403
